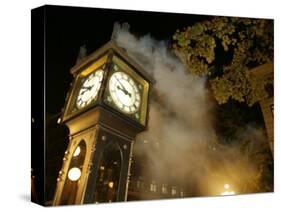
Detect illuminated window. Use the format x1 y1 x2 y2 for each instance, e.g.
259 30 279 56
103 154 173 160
136 177 144 189
150 181 157 192
162 184 168 194
171 186 177 196
180 189 185 197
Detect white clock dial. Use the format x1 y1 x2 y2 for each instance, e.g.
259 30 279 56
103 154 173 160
76 69 104 109
109 71 141 114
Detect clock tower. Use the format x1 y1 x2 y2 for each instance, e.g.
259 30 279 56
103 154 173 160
53 40 153 205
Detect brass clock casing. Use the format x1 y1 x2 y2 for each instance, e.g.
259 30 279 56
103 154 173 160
61 41 153 128
62 55 108 120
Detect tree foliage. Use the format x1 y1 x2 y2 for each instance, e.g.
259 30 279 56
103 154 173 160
173 17 273 106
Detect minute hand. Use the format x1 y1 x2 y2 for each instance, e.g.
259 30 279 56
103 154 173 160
115 77 132 97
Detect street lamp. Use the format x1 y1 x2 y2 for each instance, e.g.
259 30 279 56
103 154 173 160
221 183 235 196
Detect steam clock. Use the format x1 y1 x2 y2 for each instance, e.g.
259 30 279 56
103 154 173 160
53 40 153 205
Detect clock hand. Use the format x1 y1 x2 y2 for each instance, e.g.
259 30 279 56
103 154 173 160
117 85 132 97
82 85 92 90
114 76 127 90
114 76 132 97
80 86 93 95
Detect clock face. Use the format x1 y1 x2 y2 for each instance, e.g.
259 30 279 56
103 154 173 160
76 69 104 109
109 71 141 114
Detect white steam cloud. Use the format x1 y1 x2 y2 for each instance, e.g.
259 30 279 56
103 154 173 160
114 24 271 196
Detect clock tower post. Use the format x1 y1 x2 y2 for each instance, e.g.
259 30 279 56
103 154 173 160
52 40 154 205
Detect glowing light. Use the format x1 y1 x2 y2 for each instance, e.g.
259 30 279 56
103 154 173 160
57 118 61 124
221 183 235 196
108 181 114 188
73 146 81 157
68 167 81 181
100 166 105 170
224 184 230 189
171 186 177 195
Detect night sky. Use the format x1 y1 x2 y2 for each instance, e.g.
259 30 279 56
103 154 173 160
45 5 211 115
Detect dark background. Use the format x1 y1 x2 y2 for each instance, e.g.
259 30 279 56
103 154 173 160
45 5 211 115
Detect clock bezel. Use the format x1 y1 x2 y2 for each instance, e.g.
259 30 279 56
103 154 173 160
76 68 104 109
62 54 109 121
108 71 141 114
103 55 149 126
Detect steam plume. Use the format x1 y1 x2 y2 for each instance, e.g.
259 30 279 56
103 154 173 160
114 24 271 196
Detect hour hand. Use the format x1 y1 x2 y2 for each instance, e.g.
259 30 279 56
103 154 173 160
80 86 92 95
82 86 92 90
117 85 131 97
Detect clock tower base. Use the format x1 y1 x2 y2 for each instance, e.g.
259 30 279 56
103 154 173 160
53 106 142 205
